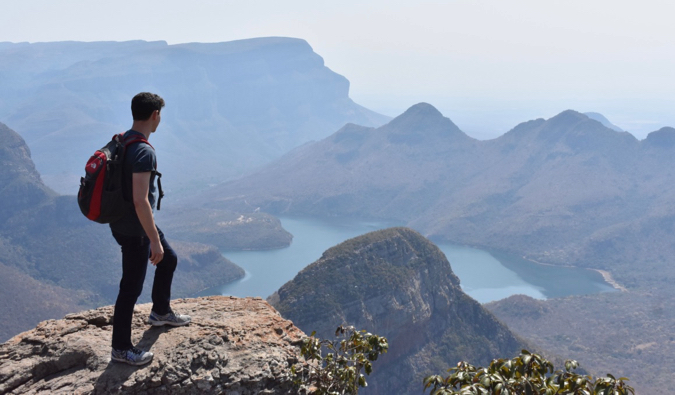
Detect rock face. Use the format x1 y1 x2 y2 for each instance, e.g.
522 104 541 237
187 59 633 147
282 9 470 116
0 122 55 224
0 296 305 394
269 227 526 395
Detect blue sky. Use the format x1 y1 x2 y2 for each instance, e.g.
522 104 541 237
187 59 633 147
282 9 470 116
2 0 673 139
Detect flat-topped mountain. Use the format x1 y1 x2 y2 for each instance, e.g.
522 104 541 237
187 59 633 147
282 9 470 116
0 38 389 194
269 227 527 394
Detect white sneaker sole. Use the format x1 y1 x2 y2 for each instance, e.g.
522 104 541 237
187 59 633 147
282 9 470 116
111 354 153 366
148 318 191 327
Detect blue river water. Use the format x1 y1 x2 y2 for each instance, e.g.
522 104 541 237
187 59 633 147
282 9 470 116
196 216 615 303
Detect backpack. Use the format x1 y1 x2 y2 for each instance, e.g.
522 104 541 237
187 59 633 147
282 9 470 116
78 133 163 224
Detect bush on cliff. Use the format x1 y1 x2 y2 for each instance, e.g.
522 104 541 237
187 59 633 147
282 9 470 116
291 325 389 395
290 329 634 395
423 350 634 395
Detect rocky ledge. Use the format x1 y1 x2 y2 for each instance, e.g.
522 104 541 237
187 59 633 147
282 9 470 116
0 296 306 394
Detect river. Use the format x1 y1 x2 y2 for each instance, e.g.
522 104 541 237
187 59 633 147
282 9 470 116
196 216 616 303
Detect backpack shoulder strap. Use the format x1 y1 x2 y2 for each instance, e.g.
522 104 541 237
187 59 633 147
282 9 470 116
121 133 153 150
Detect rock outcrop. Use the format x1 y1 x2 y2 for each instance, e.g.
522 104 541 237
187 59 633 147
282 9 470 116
269 227 527 395
0 122 55 224
0 296 305 394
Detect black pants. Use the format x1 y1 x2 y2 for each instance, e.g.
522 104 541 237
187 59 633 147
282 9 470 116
111 227 177 350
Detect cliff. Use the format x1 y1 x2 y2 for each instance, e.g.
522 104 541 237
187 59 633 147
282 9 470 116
0 122 55 224
0 296 305 394
269 227 527 394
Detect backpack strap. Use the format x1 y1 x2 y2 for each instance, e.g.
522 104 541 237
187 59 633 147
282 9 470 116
155 171 164 210
121 133 153 149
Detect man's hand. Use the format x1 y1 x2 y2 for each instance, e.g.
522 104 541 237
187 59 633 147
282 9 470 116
149 239 164 266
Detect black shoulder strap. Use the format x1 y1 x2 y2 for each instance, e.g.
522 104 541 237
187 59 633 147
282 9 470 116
155 171 164 211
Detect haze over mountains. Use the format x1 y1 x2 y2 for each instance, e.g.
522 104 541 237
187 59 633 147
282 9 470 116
0 39 389 194
204 103 675 275
3 36 675 392
200 102 675 392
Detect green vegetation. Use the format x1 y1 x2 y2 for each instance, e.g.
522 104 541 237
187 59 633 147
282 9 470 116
291 325 389 395
291 329 634 395
424 350 634 395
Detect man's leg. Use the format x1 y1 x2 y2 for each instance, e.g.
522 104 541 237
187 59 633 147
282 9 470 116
112 232 150 350
148 227 191 326
150 227 177 315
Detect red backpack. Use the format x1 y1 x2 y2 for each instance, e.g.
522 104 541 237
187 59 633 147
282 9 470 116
78 133 163 223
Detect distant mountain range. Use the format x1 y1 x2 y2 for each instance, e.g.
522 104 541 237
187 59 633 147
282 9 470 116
202 103 675 275
0 39 389 194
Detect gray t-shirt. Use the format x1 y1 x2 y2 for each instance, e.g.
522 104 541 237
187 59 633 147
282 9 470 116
109 130 157 237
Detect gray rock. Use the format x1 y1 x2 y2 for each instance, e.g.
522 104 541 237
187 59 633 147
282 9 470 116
0 296 305 394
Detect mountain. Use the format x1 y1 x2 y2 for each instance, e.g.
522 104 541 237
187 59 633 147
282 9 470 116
269 227 527 394
0 122 56 223
583 112 624 132
203 104 675 272
0 38 390 194
201 102 478 218
0 297 304 394
207 104 675 392
485 291 673 395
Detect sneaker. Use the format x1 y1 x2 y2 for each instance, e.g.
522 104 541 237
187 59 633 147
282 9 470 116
148 310 191 327
111 346 154 366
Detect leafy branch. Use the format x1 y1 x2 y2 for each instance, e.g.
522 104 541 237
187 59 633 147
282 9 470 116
423 350 634 395
291 325 389 395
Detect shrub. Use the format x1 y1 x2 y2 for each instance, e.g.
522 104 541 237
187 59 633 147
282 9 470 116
423 350 634 395
291 325 389 395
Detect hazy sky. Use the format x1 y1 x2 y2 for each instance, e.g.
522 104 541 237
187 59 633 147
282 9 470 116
2 0 673 139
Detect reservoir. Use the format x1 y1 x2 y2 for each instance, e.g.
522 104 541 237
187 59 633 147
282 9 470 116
197 216 616 303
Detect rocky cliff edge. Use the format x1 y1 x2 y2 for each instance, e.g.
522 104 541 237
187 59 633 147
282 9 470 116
0 296 305 394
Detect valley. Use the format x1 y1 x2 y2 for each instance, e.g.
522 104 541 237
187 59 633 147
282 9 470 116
1 39 673 393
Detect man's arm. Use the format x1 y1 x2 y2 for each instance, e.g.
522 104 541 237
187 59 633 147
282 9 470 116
132 171 163 266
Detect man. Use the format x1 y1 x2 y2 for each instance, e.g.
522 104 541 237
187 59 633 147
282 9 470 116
110 92 191 366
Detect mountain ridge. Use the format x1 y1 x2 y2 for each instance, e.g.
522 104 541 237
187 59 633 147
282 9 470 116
205 103 672 272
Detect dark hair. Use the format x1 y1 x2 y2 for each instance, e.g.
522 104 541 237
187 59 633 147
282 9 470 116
131 92 165 121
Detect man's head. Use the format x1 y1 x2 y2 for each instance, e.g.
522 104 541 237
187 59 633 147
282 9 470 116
131 92 165 121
